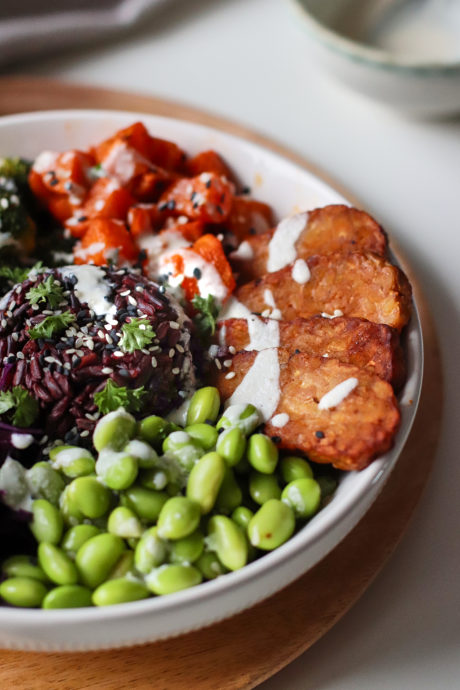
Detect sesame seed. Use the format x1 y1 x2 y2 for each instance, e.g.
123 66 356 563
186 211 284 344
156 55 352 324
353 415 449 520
176 344 184 353
168 348 175 358
75 350 84 357
80 430 90 438
215 359 222 369
1 320 6 328
169 321 180 329
225 372 236 379
11 332 18 342
151 356 157 367
31 304 39 311
172 367 180 375
120 290 130 297
86 340 95 350
106 335 113 345
128 296 137 306
97 330 105 339
223 359 232 368
229 346 236 354
113 351 124 358
44 356 55 364
16 352 25 360
101 367 113 374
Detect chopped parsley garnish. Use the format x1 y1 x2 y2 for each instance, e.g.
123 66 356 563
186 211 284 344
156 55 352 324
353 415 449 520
28 310 76 340
119 317 156 353
94 379 147 415
192 294 219 336
0 386 39 427
0 261 43 285
26 275 64 309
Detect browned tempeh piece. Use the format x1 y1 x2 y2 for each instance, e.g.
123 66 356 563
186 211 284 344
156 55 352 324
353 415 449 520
215 348 400 472
234 251 412 332
230 205 387 283
219 315 406 390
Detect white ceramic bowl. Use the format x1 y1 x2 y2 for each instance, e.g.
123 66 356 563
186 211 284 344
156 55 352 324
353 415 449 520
290 0 460 115
0 110 423 650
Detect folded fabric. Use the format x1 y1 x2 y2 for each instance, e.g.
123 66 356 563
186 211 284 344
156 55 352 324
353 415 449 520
0 0 170 67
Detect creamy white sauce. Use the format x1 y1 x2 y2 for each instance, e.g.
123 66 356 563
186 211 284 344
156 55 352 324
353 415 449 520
263 289 282 321
59 265 114 316
230 240 254 261
228 348 280 421
52 447 93 469
318 377 358 411
270 413 289 428
0 457 32 511
101 140 152 186
166 249 228 302
166 398 191 426
32 151 60 174
11 433 34 450
73 242 105 262
219 297 280 351
267 212 308 273
292 259 311 284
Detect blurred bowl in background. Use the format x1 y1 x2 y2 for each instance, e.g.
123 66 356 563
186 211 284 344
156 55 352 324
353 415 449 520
289 0 460 115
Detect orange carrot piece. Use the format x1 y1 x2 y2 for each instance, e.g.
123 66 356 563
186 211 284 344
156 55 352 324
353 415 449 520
186 150 234 180
159 173 234 224
74 218 138 266
192 234 236 294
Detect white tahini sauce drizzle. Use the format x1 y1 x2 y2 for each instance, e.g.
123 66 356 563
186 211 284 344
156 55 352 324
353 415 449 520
270 413 289 428
11 433 34 450
267 212 308 273
321 309 343 319
59 265 114 316
218 298 280 351
227 348 280 422
291 259 311 284
230 240 254 261
32 151 60 174
318 377 358 411
262 289 282 320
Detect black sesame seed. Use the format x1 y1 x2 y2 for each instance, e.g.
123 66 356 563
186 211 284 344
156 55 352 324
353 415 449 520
49 178 58 187
167 200 176 210
190 192 197 201
7 355 15 363
216 205 224 215
138 249 147 262
64 182 73 191
72 357 81 368
294 349 301 354
249 227 256 235
241 186 251 194
271 436 281 444
77 310 87 321
205 179 212 189
158 202 168 212
55 343 67 350
315 430 325 439
77 216 88 223
220 193 225 203
193 267 202 280
39 354 45 366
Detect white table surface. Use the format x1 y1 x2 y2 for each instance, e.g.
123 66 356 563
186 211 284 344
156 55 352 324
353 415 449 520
6 0 460 687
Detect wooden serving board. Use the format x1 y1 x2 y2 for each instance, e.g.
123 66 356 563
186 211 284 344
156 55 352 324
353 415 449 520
0 77 443 690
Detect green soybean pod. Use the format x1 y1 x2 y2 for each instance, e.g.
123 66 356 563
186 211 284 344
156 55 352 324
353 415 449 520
139 415 171 447
122 486 168 522
249 471 281 505
107 506 143 538
216 427 246 467
146 564 202 595
281 478 321 518
280 456 313 484
59 484 84 525
139 468 169 491
76 533 125 589
42 585 93 609
185 423 218 451
157 496 201 540
2 555 49 583
248 499 295 550
247 434 278 474
67 477 111 519
231 506 254 531
30 499 63 544
108 551 135 580
215 466 243 515
162 432 204 471
207 516 248 571
186 452 226 514
50 446 95 478
38 543 79 586
93 578 149 607
26 462 65 505
134 527 168 574
186 387 220 426
0 577 47 608
216 404 261 436
96 450 138 491
169 530 204 565
195 552 228 580
61 524 102 555
93 408 137 452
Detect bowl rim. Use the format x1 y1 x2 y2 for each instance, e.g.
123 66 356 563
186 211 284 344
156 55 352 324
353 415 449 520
0 108 424 628
289 0 460 73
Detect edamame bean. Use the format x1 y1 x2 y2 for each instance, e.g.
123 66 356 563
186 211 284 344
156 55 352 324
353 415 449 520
247 434 278 474
108 551 135 580
122 486 168 522
216 427 246 466
215 467 242 514
0 577 47 608
124 440 158 469
93 578 149 606
61 525 101 554
186 387 220 426
195 552 227 580
30 499 63 544
217 404 260 435
93 408 137 452
139 415 171 447
249 472 281 505
49 445 95 478
139 468 169 491
248 499 295 550
317 475 338 498
26 462 65 505
134 527 168 574
38 543 79 585
185 423 218 450
231 506 254 531
281 478 321 518
146 564 202 595
96 449 138 490
162 431 204 471
42 585 93 609
207 516 248 571
67 477 111 519
157 496 200 540
280 456 313 483
169 530 204 564
59 484 84 525
1 555 48 583
107 507 143 538
76 533 125 589
186 452 226 514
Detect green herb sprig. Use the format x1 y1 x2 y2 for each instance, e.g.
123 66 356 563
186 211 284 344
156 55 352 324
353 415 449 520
94 379 147 415
26 275 64 309
28 311 76 340
192 294 219 337
0 386 39 427
119 317 156 353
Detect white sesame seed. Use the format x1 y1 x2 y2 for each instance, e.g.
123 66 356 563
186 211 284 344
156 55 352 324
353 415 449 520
16 352 24 360
128 296 137 306
63 362 71 370
86 340 94 351
172 367 180 375
215 359 222 369
225 372 236 379
229 346 236 354
31 304 39 311
44 356 55 364
76 350 84 357
97 330 105 339
151 356 157 368
176 344 184 353
42 310 53 316
223 359 232 368
139 324 146 331
113 351 124 358
135 286 144 293
106 335 113 345
80 430 90 438
120 290 130 297
101 367 113 374
169 321 179 329
169 348 175 358
1 320 6 328
11 332 18 341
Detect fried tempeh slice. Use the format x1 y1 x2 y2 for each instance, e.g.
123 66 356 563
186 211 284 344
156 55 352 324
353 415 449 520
234 251 412 332
219 315 406 389
215 348 400 471
230 205 387 283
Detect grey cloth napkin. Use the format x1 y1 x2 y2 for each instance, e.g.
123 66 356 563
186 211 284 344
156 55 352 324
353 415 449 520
0 0 170 67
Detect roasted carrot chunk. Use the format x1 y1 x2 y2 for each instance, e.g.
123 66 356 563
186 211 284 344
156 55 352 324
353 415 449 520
226 197 273 242
159 173 234 223
186 150 234 180
74 218 138 266
192 234 236 295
